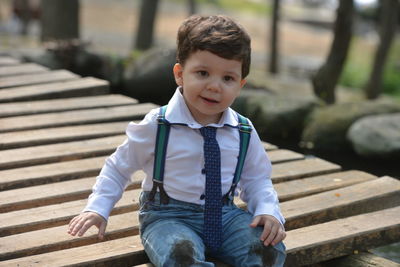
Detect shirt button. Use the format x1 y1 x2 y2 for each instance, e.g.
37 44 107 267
200 194 205 200
201 168 206 174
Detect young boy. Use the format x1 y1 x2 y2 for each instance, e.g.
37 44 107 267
68 15 286 267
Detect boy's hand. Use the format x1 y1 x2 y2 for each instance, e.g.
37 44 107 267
67 211 107 240
250 215 286 246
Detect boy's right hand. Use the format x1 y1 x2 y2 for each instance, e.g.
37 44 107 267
67 211 107 240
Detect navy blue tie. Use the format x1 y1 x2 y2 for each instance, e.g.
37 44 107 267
200 127 222 251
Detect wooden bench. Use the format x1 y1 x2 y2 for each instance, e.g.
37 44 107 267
0 58 399 266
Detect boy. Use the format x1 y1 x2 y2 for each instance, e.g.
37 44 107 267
68 15 286 266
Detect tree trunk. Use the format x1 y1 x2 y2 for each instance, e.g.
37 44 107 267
364 0 399 99
188 0 197 15
40 0 79 42
311 0 354 104
13 0 30 35
269 0 280 74
134 0 160 51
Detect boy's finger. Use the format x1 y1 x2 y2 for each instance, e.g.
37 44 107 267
68 216 84 235
260 220 272 241
250 216 261 228
98 221 107 240
271 228 286 246
263 224 279 246
77 220 94 237
68 215 79 228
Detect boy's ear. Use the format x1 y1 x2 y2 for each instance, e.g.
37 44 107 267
173 63 183 86
240 79 246 88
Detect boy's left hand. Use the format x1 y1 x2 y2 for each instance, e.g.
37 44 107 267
250 215 286 246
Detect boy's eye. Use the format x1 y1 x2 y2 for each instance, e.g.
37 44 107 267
197 71 208 77
223 76 234 82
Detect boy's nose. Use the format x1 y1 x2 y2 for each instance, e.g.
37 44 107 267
206 79 221 92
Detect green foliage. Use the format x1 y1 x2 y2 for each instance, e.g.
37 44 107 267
167 0 271 15
214 0 270 15
382 41 400 97
339 37 400 99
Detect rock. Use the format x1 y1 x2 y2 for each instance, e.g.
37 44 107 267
123 48 177 105
301 99 400 152
24 42 125 89
347 113 400 158
232 89 317 139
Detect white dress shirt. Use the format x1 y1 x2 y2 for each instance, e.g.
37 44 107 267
84 88 285 225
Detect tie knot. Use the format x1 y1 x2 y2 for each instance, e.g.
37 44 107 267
200 127 217 139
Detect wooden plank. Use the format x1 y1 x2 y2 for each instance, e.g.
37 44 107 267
273 170 377 202
0 70 80 89
0 170 376 237
0 157 106 191
0 57 20 66
0 147 304 195
0 63 49 77
0 204 141 261
315 252 400 267
0 236 147 267
272 158 341 183
284 206 400 265
0 186 142 237
0 152 334 192
0 77 109 103
0 123 276 151
1 176 398 260
0 121 130 150
0 171 144 213
0 94 137 118
0 176 98 213
281 176 400 230
0 135 126 170
1 206 399 266
0 103 158 133
262 141 278 151
266 149 304 163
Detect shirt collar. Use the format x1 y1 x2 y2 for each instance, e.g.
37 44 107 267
165 87 239 129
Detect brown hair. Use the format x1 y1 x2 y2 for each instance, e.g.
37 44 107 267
176 15 251 78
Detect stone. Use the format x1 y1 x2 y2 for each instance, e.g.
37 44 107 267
123 48 177 105
301 99 400 152
347 113 400 158
232 89 317 139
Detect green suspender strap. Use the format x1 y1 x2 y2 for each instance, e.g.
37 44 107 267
148 105 171 204
223 113 252 203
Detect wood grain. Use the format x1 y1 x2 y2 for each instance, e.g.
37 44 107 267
0 77 109 103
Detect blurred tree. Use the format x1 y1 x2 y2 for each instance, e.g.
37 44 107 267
188 0 197 15
40 0 79 41
364 0 399 99
312 0 354 104
134 0 160 51
269 0 280 74
13 0 30 35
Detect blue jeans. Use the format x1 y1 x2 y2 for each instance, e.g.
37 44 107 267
139 192 286 267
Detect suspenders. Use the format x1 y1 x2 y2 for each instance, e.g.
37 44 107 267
148 105 252 204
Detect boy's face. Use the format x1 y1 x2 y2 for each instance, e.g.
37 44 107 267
173 50 246 125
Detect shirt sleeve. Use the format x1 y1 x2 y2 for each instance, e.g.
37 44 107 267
83 109 158 220
238 121 285 226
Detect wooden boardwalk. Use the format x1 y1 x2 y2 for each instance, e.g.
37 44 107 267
0 55 399 267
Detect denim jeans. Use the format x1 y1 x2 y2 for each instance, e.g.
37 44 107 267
139 191 286 267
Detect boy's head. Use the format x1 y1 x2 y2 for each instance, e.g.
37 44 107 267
176 15 251 78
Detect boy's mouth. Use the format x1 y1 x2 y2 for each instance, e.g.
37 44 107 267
201 96 219 103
